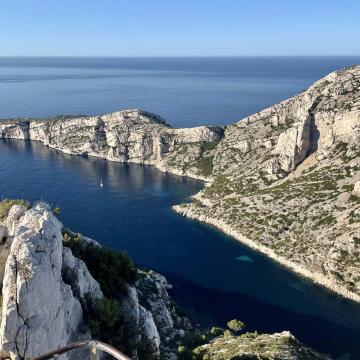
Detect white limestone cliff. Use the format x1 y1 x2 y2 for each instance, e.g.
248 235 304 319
0 203 191 359
0 203 83 359
175 65 360 303
0 110 224 181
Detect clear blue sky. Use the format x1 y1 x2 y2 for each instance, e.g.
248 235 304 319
1 0 359 56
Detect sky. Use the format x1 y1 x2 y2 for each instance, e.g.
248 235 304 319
0 0 359 57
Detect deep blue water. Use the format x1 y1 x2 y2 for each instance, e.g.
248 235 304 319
1 57 360 359
0 56 359 127
0 139 360 359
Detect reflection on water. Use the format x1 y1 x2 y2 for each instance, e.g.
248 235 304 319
1 139 360 358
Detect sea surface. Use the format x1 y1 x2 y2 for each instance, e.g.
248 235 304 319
0 56 359 127
1 140 360 359
1 57 360 359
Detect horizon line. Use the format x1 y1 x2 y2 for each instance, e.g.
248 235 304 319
1 55 360 58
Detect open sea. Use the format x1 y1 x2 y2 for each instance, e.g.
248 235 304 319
1 57 360 358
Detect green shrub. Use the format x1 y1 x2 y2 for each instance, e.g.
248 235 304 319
52 207 61 216
227 319 246 333
87 297 120 338
193 156 214 177
0 199 30 220
63 231 138 297
137 340 158 360
210 327 225 336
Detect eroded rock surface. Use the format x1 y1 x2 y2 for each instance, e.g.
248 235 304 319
0 203 192 359
0 203 83 359
0 110 224 180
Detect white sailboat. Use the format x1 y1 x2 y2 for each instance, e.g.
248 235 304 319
100 178 104 188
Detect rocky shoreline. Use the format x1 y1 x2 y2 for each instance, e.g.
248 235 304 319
173 204 360 304
0 109 224 182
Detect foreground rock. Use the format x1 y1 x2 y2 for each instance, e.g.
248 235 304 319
0 203 83 359
0 202 190 359
194 331 331 360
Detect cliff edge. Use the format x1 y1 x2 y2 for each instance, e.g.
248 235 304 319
0 202 189 359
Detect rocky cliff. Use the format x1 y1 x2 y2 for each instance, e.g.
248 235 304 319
0 202 189 360
174 65 360 302
0 110 224 180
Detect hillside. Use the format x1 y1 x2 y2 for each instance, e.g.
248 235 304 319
175 65 360 302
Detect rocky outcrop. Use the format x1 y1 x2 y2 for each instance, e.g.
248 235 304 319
0 110 224 180
0 203 192 359
194 331 331 360
0 203 83 359
62 248 103 302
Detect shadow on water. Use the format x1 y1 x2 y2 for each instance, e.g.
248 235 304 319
1 139 360 359
166 274 359 359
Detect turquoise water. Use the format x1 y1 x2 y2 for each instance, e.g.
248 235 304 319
0 139 359 359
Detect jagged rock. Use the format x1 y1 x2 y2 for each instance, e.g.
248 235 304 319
271 118 311 173
62 247 103 301
137 272 174 332
0 203 188 360
0 204 88 359
118 285 161 359
6 205 27 237
0 109 224 180
138 306 160 350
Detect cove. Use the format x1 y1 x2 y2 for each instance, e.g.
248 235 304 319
1 139 360 359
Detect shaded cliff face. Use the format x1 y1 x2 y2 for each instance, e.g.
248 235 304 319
0 109 224 180
176 65 360 302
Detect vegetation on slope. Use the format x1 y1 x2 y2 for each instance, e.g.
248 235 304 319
62 231 146 357
0 199 30 220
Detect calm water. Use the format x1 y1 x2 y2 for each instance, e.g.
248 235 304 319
1 57 360 358
0 139 360 359
0 57 359 126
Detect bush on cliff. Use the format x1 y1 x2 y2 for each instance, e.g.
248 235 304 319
63 231 138 297
0 199 30 220
85 296 121 341
227 319 246 333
